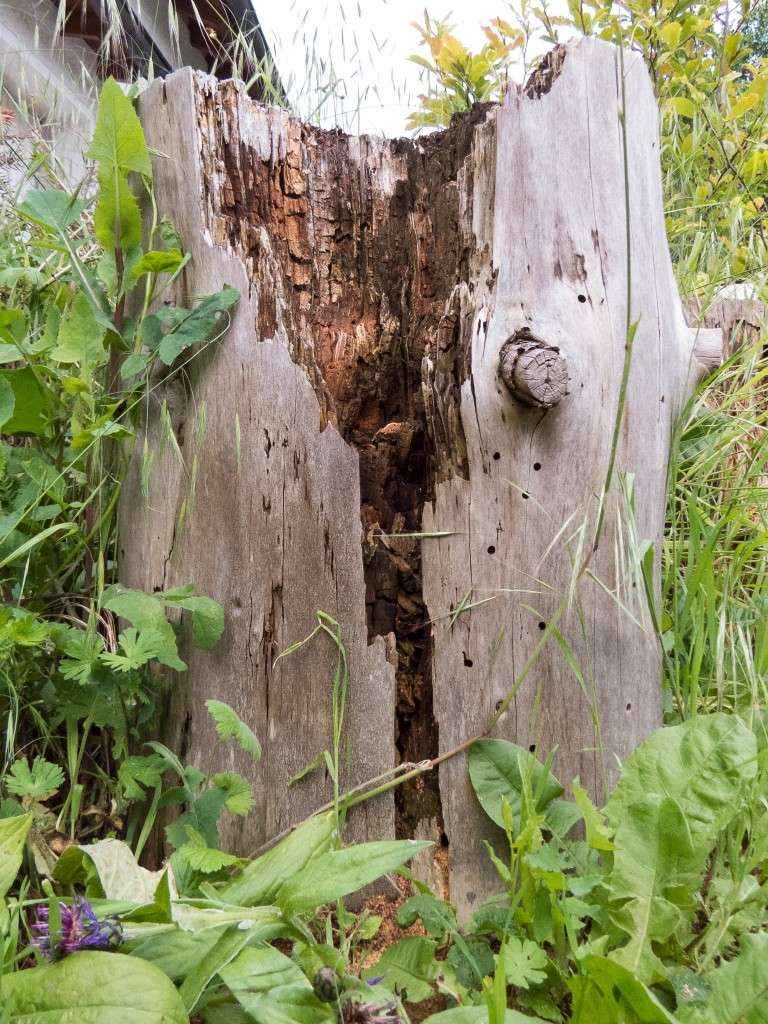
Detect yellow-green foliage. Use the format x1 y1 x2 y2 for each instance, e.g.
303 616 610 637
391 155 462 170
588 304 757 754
409 1 767 297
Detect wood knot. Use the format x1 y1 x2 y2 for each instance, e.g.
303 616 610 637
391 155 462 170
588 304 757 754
499 331 569 409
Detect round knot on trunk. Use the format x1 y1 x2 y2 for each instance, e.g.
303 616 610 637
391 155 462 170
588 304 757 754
499 332 569 409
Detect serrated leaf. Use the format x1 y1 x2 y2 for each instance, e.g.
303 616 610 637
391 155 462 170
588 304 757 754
679 933 768 1023
18 188 88 231
177 827 239 873
87 77 151 178
101 626 169 672
212 772 254 815
605 714 757 851
117 754 166 799
162 587 225 649
5 756 64 800
101 584 186 671
51 292 107 369
572 780 614 851
365 936 438 1002
206 700 261 762
447 935 495 989
499 937 548 989
397 893 457 941
609 796 703 983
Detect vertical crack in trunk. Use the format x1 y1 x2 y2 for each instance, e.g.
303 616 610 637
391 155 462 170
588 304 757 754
194 80 491 877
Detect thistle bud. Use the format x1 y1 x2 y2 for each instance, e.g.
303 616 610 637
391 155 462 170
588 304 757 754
313 966 341 1002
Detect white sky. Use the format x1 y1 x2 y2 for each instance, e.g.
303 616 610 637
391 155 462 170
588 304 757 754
254 1 560 137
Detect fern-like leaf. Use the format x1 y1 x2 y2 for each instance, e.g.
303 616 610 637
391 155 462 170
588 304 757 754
205 700 261 763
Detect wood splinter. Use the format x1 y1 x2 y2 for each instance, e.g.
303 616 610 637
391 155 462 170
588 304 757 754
499 331 570 409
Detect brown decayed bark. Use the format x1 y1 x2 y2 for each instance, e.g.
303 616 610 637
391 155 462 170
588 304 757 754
192 80 496 853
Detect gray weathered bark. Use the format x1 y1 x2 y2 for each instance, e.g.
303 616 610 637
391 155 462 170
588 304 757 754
121 38 720 912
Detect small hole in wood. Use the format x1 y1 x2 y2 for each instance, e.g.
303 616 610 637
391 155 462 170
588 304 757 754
463 653 474 667
522 493 529 500
529 743 536 753
538 621 546 631
626 702 632 712
487 545 496 555
493 451 501 461
578 294 587 303
533 462 541 471
495 700 503 711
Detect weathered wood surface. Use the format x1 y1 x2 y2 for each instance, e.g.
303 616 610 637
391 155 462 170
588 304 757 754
122 38 716 910
121 71 399 852
421 39 714 910
686 283 765 359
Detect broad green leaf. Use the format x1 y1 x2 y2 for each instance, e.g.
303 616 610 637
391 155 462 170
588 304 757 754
609 796 703 983
51 293 107 368
667 96 697 119
468 739 563 828
155 286 240 365
0 950 187 1023
231 981 334 1024
423 1008 544 1024
605 714 757 849
727 91 759 120
206 700 261 762
126 924 227 980
364 936 438 1002
446 934 495 989
18 188 88 231
679 932 768 1023
0 367 49 435
93 169 143 251
276 839 430 914
218 812 335 906
0 812 32 898
129 249 186 281
179 923 257 1013
54 838 172 903
161 588 225 648
220 944 307 995
574 955 677 1023
87 77 152 178
0 377 14 428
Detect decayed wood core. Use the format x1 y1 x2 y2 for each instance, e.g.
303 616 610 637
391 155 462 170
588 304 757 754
191 78 501 868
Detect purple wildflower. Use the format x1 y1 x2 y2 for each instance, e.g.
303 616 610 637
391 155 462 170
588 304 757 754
31 897 122 959
342 999 402 1024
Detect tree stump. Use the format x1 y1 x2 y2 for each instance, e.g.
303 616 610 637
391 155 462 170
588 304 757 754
120 38 721 913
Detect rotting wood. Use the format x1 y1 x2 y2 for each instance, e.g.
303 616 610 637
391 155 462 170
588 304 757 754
122 39 723 912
